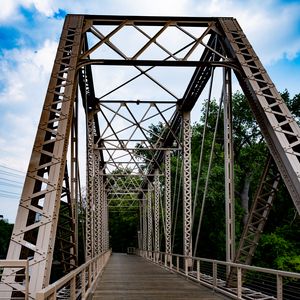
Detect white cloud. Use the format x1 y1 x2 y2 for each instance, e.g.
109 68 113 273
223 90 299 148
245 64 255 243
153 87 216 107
188 0 300 64
1 0 299 67
0 39 57 104
0 39 57 174
0 1 17 22
0 113 36 171
0 0 57 21
118 0 189 15
0 0 300 223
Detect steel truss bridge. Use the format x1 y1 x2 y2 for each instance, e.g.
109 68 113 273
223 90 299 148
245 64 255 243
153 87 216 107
0 14 300 299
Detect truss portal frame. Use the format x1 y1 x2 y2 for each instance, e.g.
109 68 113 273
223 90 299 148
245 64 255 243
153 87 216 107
1 15 84 298
2 14 300 298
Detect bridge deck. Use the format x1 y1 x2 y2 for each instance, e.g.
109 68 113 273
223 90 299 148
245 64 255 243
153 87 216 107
92 253 228 299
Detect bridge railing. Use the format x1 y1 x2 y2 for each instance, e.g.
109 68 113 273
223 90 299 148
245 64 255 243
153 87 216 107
35 249 111 300
0 260 29 299
138 250 300 300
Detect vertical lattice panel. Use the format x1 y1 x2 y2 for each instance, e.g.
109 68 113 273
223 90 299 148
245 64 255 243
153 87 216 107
86 113 95 260
165 150 172 255
223 68 235 264
182 112 192 257
147 186 153 254
1 15 84 297
154 170 160 253
143 198 147 251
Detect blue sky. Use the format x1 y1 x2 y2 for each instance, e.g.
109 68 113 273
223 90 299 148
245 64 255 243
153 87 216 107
0 0 300 223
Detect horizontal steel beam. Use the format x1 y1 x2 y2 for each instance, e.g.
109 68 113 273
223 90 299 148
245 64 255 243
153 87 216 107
78 59 235 68
81 14 218 26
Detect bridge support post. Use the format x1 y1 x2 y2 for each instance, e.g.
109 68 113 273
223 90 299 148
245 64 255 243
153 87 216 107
223 67 235 270
154 169 160 263
143 197 147 255
86 112 95 260
165 150 172 263
71 97 79 265
147 184 153 259
104 192 109 251
94 149 101 255
182 111 193 268
99 167 105 253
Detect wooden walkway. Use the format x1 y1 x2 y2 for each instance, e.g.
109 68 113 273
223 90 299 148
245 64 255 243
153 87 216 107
92 253 229 299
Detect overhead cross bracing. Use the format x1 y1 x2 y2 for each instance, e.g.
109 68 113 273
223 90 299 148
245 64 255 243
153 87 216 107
1 14 300 299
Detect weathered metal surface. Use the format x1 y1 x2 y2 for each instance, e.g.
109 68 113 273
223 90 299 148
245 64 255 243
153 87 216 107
219 18 300 215
223 68 235 265
1 15 84 298
3 14 300 298
164 150 172 256
92 254 227 299
182 111 192 260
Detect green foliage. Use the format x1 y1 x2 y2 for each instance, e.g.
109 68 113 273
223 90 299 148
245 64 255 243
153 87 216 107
109 210 139 252
253 230 300 272
187 90 300 271
134 122 165 161
281 89 300 123
1 90 300 274
0 219 13 258
107 167 140 252
276 255 300 272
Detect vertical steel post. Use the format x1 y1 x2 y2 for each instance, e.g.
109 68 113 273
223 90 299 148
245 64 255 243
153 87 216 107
70 97 79 266
277 274 283 300
182 111 192 260
143 197 147 252
137 230 142 250
223 67 235 266
99 168 105 253
86 113 95 260
147 184 153 257
154 169 160 261
165 150 172 259
103 191 109 251
93 149 101 255
139 201 143 250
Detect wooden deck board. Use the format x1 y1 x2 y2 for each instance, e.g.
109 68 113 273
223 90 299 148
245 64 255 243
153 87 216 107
92 253 229 299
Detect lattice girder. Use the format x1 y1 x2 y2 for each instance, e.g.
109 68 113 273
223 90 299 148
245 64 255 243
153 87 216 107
3 15 300 299
219 18 300 214
1 15 84 298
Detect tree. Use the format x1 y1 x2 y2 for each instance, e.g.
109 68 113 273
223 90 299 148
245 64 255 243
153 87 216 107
114 89 300 270
0 219 13 259
107 168 140 252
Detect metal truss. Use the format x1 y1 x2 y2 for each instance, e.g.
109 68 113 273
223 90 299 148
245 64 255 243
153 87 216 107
103 192 109 251
227 155 281 287
142 198 147 251
219 18 300 214
147 184 153 256
223 68 235 265
182 112 192 258
86 113 95 260
1 15 84 298
3 14 300 298
164 150 172 256
235 156 281 265
154 170 160 254
55 166 77 274
93 149 101 255
70 98 79 263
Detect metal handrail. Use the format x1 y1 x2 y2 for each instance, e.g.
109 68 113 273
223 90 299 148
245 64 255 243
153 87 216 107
36 249 111 300
0 259 29 300
138 250 300 300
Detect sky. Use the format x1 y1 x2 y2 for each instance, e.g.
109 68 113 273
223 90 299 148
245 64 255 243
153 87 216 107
0 0 300 223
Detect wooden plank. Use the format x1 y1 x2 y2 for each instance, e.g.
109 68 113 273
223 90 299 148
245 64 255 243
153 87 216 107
92 253 228 299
